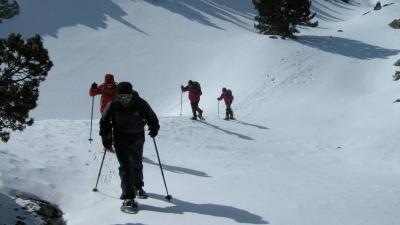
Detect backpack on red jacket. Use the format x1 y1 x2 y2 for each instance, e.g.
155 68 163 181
192 81 202 96
227 89 233 100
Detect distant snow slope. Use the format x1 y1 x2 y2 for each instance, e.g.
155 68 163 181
1 0 400 225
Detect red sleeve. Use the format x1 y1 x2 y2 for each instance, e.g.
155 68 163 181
89 84 104 96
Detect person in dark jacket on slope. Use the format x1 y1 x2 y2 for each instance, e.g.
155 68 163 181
217 87 235 120
181 80 203 120
100 81 160 209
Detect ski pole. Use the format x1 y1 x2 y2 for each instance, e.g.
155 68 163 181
92 149 107 192
152 137 172 202
88 96 95 143
217 100 220 118
180 91 183 117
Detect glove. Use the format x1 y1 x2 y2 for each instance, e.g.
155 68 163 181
91 82 98 89
102 136 112 149
148 127 158 138
104 147 115 153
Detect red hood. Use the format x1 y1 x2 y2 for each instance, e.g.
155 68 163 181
104 74 114 83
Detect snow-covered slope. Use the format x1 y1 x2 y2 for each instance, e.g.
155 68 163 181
1 0 400 224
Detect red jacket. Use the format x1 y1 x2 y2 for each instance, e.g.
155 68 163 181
218 91 233 104
181 85 201 103
89 74 117 113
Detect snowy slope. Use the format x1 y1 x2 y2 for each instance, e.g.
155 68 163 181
1 0 400 224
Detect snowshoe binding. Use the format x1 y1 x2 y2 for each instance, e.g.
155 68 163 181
120 199 138 214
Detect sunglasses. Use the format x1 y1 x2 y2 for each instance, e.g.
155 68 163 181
118 94 131 100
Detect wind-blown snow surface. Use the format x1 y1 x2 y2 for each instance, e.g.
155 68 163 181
1 0 400 224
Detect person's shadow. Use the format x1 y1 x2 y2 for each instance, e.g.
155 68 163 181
137 193 269 224
143 157 211 177
199 121 255 141
233 120 269 130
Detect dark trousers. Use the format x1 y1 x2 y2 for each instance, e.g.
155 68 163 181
114 138 145 199
225 103 234 118
190 101 203 118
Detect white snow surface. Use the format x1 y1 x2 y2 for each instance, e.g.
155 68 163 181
1 0 400 224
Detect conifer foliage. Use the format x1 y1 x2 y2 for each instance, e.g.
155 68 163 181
252 0 316 37
0 33 53 142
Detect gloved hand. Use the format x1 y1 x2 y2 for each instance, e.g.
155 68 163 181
148 127 158 138
91 82 98 89
180 85 184 91
102 136 112 149
104 147 115 153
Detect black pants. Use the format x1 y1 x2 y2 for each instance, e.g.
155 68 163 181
190 101 203 118
114 138 145 199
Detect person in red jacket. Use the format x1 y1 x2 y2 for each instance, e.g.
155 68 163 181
217 87 235 120
181 80 204 120
89 74 118 113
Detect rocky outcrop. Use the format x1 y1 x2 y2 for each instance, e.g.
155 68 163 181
15 196 66 225
389 19 400 29
374 1 382 10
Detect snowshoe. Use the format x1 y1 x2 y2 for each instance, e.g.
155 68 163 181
120 199 138 214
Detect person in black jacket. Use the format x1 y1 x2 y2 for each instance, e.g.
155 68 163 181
100 81 160 208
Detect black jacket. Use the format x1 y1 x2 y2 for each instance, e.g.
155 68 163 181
100 91 159 142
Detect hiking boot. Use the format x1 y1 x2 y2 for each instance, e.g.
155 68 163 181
191 116 197 120
198 110 203 118
136 188 148 199
120 192 135 200
224 117 229 120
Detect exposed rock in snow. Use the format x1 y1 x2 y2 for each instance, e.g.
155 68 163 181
389 19 400 29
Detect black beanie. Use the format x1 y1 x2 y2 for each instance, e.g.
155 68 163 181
117 82 133 94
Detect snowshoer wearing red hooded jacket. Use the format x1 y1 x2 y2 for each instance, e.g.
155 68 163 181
181 80 203 120
218 87 235 120
89 74 117 113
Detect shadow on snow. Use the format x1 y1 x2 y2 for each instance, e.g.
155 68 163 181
232 120 269 130
143 157 211 178
297 35 400 60
199 120 255 141
141 0 255 31
138 193 269 224
0 0 147 38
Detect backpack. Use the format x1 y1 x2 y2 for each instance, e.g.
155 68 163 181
227 89 233 99
192 81 202 96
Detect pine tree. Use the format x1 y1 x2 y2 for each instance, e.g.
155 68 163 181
252 0 316 37
0 33 53 142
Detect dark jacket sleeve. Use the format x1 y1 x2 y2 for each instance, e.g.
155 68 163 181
181 85 189 92
141 99 160 131
99 101 113 137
